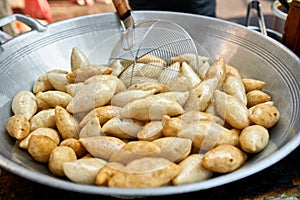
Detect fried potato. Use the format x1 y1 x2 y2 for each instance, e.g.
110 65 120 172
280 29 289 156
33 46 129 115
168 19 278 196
36 91 72 108
158 62 180 84
55 106 79 139
48 146 77 176
133 62 164 79
177 120 239 150
28 135 57 163
198 60 210 80
79 105 121 127
161 115 183 137
109 141 161 164
60 138 86 158
47 70 69 92
225 64 242 80
66 80 117 113
214 90 250 129
179 110 224 125
137 121 163 141
79 136 125 160
182 90 199 112
180 62 201 87
202 144 247 173
204 58 226 89
204 100 218 116
248 103 280 128
166 76 193 92
12 90 37 120
111 89 156 107
223 76 247 105
240 125 269 153
193 77 218 111
70 47 89 71
108 157 181 188
65 82 85 96
242 78 266 92
30 109 56 131
249 101 273 110
128 82 171 93
6 114 30 140
110 60 125 77
171 53 205 69
152 137 192 163
84 75 126 93
66 64 112 83
95 162 125 186
36 98 50 111
33 73 54 94
63 158 107 184
137 54 167 65
172 154 213 185
122 76 158 87
79 117 102 138
19 127 60 149
246 90 271 108
120 94 184 121
154 91 189 107
101 117 142 139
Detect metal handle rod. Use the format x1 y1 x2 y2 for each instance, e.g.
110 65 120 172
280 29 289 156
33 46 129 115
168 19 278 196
246 0 267 36
112 0 132 20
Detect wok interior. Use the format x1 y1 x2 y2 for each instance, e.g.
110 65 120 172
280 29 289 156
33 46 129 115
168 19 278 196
0 12 299 195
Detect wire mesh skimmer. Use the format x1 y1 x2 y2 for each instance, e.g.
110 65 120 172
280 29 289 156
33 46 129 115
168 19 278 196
109 0 200 87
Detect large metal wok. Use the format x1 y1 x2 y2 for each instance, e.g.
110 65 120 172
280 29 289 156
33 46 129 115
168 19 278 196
0 12 300 197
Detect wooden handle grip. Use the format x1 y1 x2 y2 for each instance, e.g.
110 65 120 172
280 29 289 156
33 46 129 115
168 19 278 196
112 0 132 19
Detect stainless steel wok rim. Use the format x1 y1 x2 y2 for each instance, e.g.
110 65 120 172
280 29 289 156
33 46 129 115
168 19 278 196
2 11 298 58
1 11 300 197
1 11 299 80
72 11 299 60
1 11 299 70
1 131 300 197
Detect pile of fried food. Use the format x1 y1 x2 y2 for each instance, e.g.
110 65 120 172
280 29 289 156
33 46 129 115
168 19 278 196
6 47 280 188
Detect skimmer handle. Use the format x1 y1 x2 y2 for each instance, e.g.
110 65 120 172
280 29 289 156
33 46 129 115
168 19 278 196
112 0 134 29
112 0 132 20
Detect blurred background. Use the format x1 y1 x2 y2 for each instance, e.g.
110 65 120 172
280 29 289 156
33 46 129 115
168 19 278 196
0 0 283 37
